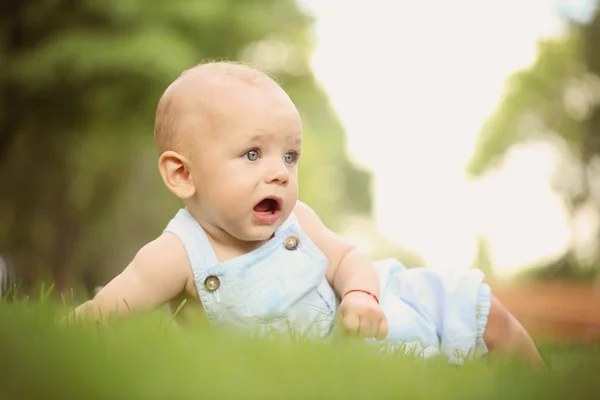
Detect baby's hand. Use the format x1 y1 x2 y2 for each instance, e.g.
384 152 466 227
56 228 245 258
338 291 388 340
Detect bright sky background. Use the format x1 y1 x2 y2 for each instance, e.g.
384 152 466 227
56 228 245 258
300 0 596 277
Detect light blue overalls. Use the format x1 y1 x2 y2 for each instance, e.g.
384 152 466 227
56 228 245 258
165 209 491 363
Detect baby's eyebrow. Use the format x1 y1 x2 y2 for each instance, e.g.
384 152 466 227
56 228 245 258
244 130 302 146
246 131 274 142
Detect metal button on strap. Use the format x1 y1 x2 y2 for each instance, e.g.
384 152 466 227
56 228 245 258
204 275 220 292
284 235 299 250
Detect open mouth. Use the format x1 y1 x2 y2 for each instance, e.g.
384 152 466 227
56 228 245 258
253 197 282 214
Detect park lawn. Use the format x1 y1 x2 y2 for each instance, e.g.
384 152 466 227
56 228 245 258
0 295 598 399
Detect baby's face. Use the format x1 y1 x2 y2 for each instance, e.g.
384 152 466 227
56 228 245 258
188 82 302 242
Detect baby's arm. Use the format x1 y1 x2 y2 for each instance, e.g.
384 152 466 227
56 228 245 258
72 233 191 322
294 201 388 339
294 203 543 363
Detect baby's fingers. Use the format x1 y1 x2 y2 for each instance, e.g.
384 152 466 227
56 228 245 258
376 318 389 341
341 313 361 336
359 316 376 338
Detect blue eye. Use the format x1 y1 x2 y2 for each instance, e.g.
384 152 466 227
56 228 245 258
244 150 259 161
284 152 298 164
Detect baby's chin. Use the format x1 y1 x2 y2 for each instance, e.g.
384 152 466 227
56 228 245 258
242 229 278 242
233 224 281 243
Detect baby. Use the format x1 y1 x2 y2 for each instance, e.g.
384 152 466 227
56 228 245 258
74 61 542 364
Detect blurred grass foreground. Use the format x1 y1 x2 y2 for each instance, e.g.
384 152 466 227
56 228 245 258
1 294 599 399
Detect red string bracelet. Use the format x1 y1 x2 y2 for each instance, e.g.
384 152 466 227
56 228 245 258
343 289 379 304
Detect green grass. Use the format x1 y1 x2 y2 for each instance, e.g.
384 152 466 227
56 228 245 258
1 296 599 399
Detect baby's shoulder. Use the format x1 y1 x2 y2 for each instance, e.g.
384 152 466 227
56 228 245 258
292 201 322 228
139 232 190 262
292 201 355 268
133 233 193 286
292 201 341 246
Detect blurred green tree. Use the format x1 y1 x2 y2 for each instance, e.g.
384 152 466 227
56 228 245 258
467 3 600 280
0 0 377 296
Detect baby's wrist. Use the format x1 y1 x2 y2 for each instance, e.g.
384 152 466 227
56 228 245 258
342 289 380 304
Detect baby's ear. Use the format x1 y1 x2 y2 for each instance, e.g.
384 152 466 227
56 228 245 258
158 151 196 199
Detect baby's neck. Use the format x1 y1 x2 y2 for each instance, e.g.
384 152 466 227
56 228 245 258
185 206 269 262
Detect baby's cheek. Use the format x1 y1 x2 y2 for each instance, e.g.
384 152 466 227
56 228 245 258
221 189 246 209
286 182 299 202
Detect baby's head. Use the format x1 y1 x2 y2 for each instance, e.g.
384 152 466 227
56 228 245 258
154 61 302 243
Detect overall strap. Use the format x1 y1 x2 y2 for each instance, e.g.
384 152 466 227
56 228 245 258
163 209 220 276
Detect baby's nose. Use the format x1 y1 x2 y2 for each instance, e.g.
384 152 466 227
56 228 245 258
265 160 289 185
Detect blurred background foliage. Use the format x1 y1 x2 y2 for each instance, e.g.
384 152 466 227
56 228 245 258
2 1 600 299
0 0 420 297
468 5 600 281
